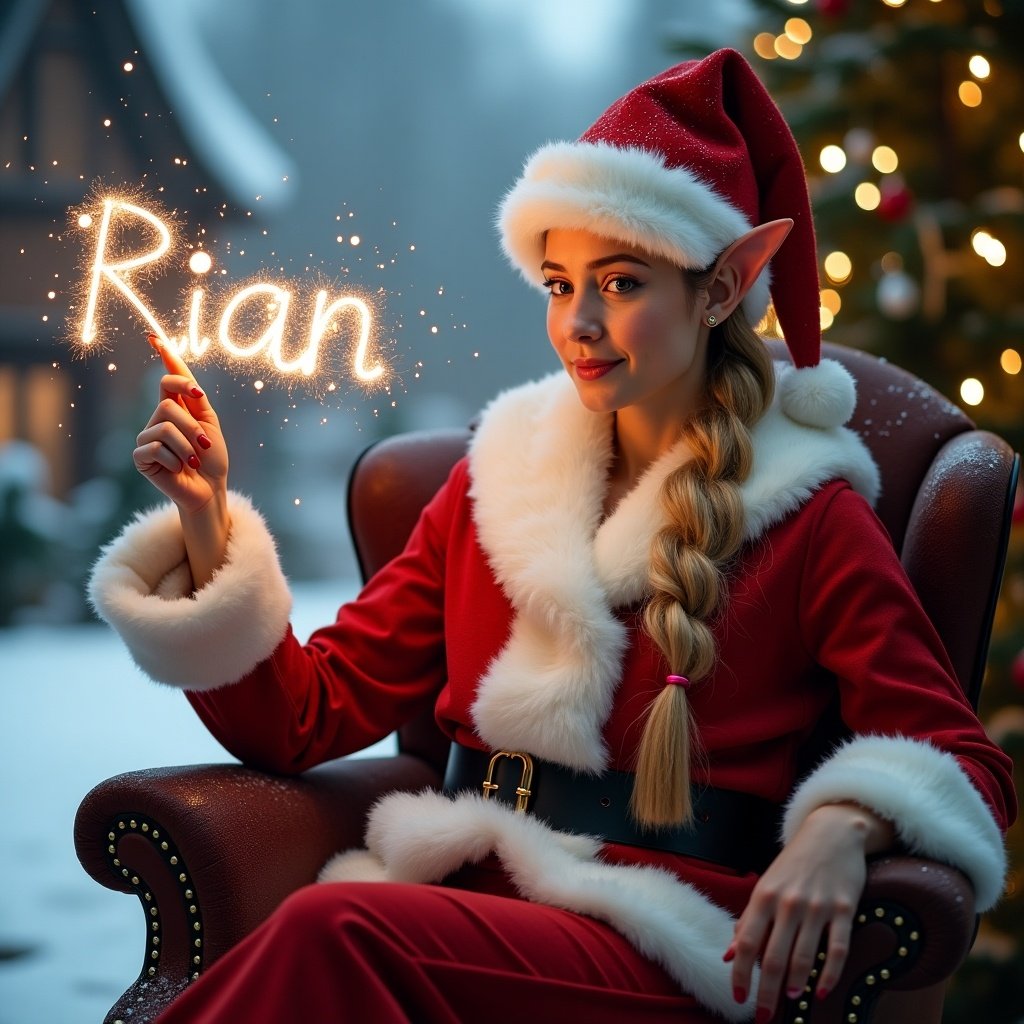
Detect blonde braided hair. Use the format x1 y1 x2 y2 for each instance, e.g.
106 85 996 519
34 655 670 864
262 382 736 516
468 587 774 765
631 302 774 829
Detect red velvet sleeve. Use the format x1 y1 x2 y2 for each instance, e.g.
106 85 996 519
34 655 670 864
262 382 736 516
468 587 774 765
184 461 469 774
797 483 1016 831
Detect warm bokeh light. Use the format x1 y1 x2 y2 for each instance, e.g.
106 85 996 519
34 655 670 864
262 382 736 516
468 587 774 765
882 0 907 6
1000 348 1022 375
753 33 778 60
820 145 847 173
824 251 853 284
960 378 984 406
77 213 93 229
774 35 802 60
854 182 881 210
188 251 213 275
969 55 991 79
959 81 983 107
785 18 813 44
972 229 1007 266
871 146 899 173
820 289 842 314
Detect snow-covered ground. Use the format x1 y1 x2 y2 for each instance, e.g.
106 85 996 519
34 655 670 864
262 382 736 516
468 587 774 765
0 579 393 1024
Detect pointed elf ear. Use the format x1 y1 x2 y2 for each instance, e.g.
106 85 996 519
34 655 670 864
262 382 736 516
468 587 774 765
704 218 793 323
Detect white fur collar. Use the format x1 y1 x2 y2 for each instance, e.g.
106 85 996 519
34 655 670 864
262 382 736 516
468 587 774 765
467 367 880 772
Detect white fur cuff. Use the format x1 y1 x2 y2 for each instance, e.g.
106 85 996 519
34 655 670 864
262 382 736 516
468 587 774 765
87 492 292 690
783 736 1006 910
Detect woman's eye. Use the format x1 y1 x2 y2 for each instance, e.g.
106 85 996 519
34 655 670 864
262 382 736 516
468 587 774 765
607 276 637 293
542 278 572 296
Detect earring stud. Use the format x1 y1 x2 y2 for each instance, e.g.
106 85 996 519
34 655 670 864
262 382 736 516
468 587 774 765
706 314 718 327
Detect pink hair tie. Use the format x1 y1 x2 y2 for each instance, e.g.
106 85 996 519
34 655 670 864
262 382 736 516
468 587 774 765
665 674 691 689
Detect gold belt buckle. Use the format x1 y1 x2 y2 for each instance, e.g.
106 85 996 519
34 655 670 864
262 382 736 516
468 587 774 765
481 750 534 813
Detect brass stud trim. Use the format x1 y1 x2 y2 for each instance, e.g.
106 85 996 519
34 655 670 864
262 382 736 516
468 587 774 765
102 814 204 982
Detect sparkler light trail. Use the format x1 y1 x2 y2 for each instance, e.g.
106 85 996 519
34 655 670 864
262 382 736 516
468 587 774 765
73 194 387 385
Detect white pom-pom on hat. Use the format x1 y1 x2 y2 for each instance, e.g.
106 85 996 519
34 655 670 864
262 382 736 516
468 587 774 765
777 358 857 430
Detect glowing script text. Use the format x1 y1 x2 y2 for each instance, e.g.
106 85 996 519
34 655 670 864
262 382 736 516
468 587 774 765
76 197 385 383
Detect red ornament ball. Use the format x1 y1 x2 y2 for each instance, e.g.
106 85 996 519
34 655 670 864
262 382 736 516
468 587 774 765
877 178 914 222
818 0 851 15
1013 648 1024 691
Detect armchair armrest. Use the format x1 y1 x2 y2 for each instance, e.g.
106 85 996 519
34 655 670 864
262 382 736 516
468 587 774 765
74 755 442 1024
783 854 976 1024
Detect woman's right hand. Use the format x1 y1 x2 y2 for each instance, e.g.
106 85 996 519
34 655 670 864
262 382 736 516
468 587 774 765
134 337 231 588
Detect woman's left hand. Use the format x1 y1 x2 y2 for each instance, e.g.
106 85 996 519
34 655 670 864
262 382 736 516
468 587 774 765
725 802 894 1021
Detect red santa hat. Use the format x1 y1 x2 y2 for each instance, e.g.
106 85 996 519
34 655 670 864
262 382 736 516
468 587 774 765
498 48 856 430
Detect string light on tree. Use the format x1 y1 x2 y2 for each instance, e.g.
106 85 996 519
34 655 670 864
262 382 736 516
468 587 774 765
969 55 991 79
960 377 984 406
854 182 881 210
871 146 899 174
823 250 852 284
972 229 1007 267
819 145 847 173
1001 349 1022 375
959 80 983 107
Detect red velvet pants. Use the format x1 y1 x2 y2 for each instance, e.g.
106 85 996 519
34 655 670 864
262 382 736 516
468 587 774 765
153 875 717 1023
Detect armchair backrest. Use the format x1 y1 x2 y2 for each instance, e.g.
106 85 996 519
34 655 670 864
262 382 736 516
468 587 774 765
346 343 1019 770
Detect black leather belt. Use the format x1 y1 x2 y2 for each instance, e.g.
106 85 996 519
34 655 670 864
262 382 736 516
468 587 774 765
442 743 780 874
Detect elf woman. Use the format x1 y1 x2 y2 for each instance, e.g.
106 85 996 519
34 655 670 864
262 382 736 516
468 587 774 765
90 50 1014 1023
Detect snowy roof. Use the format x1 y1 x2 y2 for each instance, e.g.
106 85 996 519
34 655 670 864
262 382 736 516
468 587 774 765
124 0 298 211
0 0 298 211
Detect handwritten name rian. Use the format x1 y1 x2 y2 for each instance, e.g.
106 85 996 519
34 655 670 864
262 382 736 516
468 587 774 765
76 197 385 382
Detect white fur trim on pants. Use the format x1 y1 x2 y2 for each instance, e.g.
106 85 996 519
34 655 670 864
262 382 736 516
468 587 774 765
783 735 1006 910
87 492 292 690
320 790 757 1022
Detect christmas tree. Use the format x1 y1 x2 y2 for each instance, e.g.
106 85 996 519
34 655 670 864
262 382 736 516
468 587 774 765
668 3 1023 1020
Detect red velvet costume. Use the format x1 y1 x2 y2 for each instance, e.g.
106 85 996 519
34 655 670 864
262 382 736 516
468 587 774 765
90 369 1015 1023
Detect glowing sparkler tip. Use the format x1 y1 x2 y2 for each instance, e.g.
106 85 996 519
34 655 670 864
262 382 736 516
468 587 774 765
189 251 213 275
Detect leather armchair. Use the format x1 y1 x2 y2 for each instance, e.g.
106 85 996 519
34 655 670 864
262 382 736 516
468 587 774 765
75 341 1018 1024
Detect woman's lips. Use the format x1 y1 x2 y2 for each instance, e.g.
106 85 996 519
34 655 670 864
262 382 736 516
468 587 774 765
573 359 623 381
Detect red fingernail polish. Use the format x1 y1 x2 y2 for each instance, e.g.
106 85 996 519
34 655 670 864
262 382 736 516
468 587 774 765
197 434 212 449
755 1008 774 1024
191 386 204 399
722 947 735 963
733 987 746 1004
816 985 830 1000
187 455 201 470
